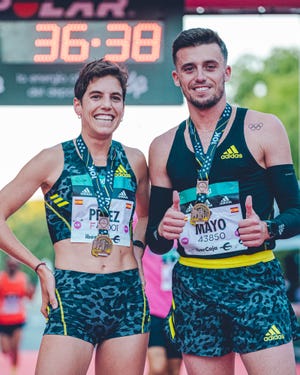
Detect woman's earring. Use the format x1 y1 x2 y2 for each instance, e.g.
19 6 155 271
78 114 81 119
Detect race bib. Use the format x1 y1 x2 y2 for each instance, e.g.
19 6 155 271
70 174 134 246
179 181 247 257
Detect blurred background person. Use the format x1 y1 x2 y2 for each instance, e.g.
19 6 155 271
143 246 183 375
0 256 35 374
284 251 300 305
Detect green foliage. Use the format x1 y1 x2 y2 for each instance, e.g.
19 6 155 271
228 47 299 177
0 200 53 283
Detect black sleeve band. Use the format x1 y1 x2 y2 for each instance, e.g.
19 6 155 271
145 185 174 254
133 240 146 250
267 164 300 239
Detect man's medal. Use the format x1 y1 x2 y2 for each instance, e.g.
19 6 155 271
188 103 232 225
190 202 211 224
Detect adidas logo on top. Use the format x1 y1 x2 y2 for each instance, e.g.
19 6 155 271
115 164 131 177
80 187 93 196
118 190 128 199
220 196 232 205
263 325 285 342
221 145 243 159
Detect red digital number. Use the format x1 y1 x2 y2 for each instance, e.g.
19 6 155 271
34 22 90 63
105 22 162 63
105 23 132 62
131 23 162 62
60 23 90 63
34 23 60 63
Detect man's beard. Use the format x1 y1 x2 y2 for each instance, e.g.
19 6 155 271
187 86 225 110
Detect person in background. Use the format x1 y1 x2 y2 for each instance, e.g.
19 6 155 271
143 246 182 375
0 59 150 375
146 27 300 375
0 256 35 374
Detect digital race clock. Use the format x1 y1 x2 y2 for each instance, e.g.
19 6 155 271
0 0 183 105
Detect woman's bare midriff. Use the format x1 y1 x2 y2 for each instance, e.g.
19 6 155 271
53 239 138 274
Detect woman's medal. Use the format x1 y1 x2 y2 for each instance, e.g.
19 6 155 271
91 235 113 257
91 216 113 257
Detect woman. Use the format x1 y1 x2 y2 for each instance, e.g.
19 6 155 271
0 59 150 375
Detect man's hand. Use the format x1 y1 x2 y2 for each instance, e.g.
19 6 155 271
157 190 186 240
238 195 269 247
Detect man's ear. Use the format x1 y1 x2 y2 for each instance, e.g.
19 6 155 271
172 70 181 87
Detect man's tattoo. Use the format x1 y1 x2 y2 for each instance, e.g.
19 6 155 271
248 122 263 131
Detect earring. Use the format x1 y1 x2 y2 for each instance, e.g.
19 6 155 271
78 114 81 119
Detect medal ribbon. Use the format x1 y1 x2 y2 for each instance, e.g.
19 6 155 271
75 135 117 236
188 103 232 203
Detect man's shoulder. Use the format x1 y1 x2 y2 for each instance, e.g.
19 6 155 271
246 108 279 123
151 124 180 149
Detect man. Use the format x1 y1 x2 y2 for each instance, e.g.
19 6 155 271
146 28 300 375
0 256 35 374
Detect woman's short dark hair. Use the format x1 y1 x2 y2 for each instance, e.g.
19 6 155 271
74 59 128 101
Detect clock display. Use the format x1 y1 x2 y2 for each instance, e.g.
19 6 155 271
1 21 163 64
0 0 183 105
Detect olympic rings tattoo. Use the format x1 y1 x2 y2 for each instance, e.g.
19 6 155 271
248 122 263 131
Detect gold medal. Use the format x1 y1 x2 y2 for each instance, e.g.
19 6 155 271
190 203 211 225
91 235 113 257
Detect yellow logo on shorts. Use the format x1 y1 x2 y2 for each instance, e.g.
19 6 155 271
263 325 285 341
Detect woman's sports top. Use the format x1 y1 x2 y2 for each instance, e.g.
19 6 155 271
44 139 137 246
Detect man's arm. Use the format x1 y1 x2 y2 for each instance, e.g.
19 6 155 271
146 130 186 253
239 111 300 247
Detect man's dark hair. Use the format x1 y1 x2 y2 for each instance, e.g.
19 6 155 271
172 28 228 65
74 58 128 101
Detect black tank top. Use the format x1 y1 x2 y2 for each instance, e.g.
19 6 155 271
167 107 274 256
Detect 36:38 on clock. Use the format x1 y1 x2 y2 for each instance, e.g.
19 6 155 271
0 20 164 64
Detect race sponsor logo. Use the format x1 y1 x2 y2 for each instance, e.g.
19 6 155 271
80 187 93 196
118 190 128 199
0 0 130 20
263 325 285 342
221 145 243 159
219 196 232 205
115 164 131 178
